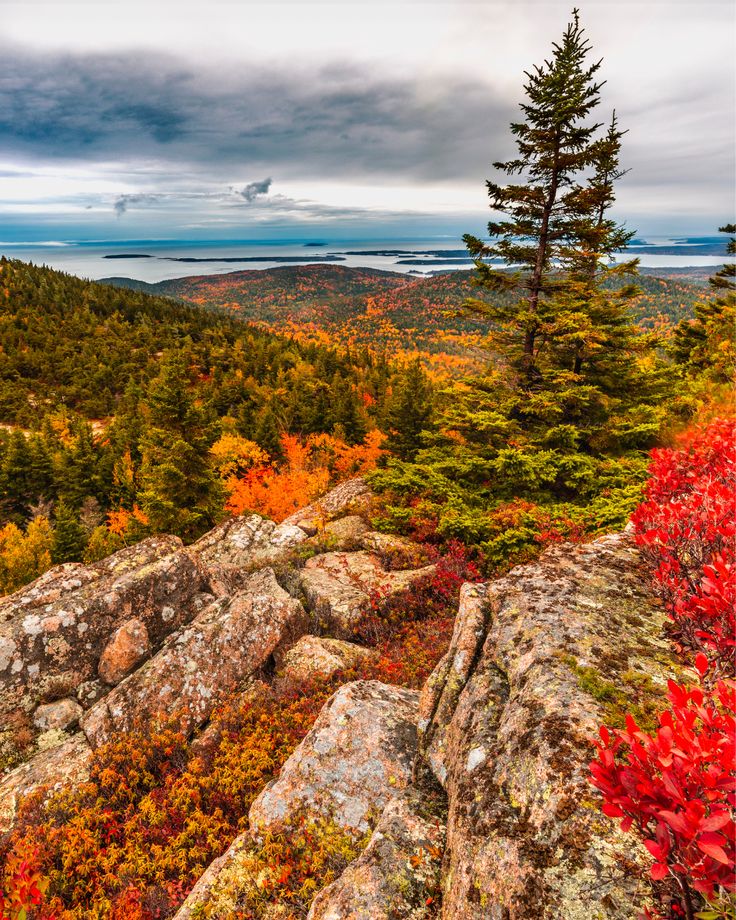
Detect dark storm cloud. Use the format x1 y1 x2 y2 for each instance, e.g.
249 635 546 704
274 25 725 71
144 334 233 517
0 46 512 183
113 193 164 216
238 178 272 201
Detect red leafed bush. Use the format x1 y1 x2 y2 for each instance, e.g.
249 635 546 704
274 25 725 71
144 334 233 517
590 659 736 919
0 846 49 920
631 418 736 675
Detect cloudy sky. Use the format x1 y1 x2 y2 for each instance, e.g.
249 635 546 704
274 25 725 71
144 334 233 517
0 0 733 242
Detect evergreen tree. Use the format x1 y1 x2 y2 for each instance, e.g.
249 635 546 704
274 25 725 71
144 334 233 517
329 373 367 444
371 8 673 568
51 501 87 564
386 360 434 460
0 431 33 523
709 224 736 293
463 9 604 383
138 354 222 539
254 402 284 459
673 225 736 382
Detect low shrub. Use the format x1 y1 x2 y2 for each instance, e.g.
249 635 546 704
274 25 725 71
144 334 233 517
590 658 735 919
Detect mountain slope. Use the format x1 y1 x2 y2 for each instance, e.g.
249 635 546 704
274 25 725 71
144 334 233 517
103 264 703 360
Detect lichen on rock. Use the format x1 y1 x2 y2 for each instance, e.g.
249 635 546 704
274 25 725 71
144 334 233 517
417 532 681 919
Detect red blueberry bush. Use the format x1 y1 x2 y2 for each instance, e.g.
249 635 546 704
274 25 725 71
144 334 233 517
591 655 736 919
0 846 48 920
591 419 736 919
631 418 736 675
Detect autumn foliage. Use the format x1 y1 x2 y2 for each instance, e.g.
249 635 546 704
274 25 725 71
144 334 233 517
0 845 48 920
225 431 384 523
0 544 473 919
631 418 736 675
591 658 735 917
591 419 736 919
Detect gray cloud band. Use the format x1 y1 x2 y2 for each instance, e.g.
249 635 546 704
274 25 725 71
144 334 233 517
0 47 511 183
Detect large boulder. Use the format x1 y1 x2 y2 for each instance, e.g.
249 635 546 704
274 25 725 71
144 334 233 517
33 698 83 732
284 478 372 536
307 791 445 920
190 513 307 583
81 569 307 746
322 515 370 549
279 635 376 683
299 551 435 637
0 732 92 832
418 533 683 920
0 536 209 755
249 680 419 834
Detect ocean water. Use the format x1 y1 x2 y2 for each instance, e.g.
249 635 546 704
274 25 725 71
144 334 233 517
0 237 729 284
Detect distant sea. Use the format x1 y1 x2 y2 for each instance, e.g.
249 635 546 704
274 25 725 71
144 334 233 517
0 236 729 285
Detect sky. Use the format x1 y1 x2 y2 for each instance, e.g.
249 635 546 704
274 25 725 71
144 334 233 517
0 0 734 243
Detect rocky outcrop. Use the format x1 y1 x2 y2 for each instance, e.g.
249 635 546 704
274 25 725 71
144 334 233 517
284 478 372 535
0 732 91 832
279 635 375 682
1 483 679 920
0 536 209 751
191 513 307 590
81 569 307 746
300 551 435 636
250 680 419 834
322 515 370 548
307 790 445 920
418 532 680 920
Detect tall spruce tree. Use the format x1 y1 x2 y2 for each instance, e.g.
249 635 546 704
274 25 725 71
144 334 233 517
462 10 669 452
371 8 673 568
463 8 604 383
138 353 222 539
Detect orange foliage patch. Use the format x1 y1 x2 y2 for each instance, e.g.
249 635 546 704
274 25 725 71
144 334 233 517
225 431 385 522
106 505 149 538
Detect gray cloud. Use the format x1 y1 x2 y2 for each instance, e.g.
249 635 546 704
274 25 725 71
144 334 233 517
238 177 272 201
0 34 732 234
113 193 163 216
0 46 512 184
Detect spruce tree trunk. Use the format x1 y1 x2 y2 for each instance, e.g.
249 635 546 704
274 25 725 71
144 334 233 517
524 136 561 379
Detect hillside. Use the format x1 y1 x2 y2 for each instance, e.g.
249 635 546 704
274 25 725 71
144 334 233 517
2 425 732 920
103 264 704 360
0 258 396 427
0 479 684 919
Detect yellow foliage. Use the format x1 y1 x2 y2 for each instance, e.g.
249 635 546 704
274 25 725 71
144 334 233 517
0 517 53 595
210 434 270 480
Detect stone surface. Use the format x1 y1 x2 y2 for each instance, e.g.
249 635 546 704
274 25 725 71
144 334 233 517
285 478 372 535
191 513 307 573
33 697 83 732
98 618 150 685
249 680 419 834
81 568 307 746
76 679 107 709
323 515 370 548
360 531 429 569
170 832 253 920
0 535 208 750
299 551 435 637
307 791 445 920
0 733 92 832
418 533 682 920
280 635 375 682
